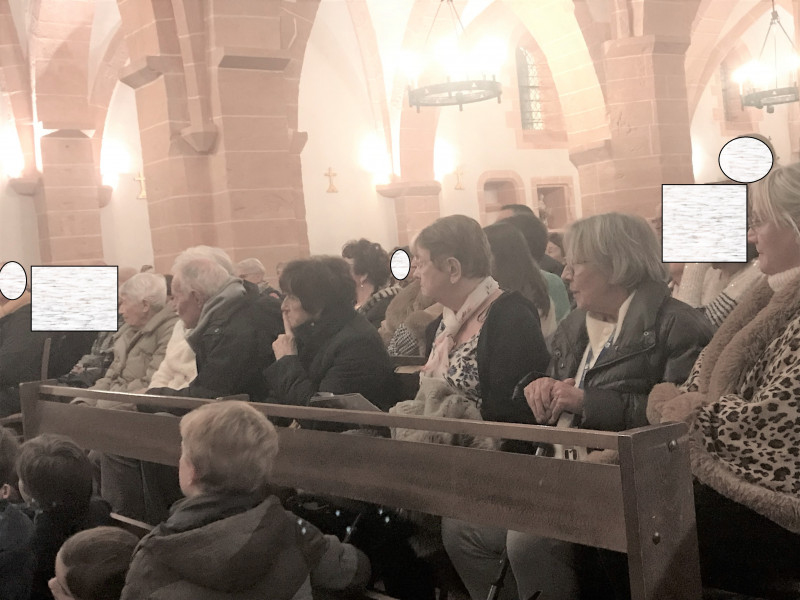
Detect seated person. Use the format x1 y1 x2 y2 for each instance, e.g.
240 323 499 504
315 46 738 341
649 162 800 596
49 526 138 600
500 212 571 321
0 290 93 417
342 239 402 329
416 215 550 427
0 427 34 600
78 273 177 407
484 221 556 344
380 279 442 358
265 256 398 412
17 435 112 600
59 267 139 389
147 251 282 401
496 204 564 276
698 243 764 331
236 257 282 300
444 213 712 600
120 401 370 599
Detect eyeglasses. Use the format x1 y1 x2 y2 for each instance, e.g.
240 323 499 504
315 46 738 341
563 259 590 272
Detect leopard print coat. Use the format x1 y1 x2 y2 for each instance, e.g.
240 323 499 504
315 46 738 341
648 276 800 533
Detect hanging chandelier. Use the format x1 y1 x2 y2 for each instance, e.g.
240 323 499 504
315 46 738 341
406 0 503 112
733 0 800 113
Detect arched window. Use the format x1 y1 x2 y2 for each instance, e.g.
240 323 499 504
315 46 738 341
515 47 544 131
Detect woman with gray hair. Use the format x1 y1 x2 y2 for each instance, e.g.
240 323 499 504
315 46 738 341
89 272 178 396
443 213 713 600
503 213 713 600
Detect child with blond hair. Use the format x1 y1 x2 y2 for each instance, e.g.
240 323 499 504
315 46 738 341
121 401 369 600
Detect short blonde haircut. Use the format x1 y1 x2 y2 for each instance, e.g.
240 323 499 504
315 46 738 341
565 212 666 290
750 162 800 239
180 401 278 495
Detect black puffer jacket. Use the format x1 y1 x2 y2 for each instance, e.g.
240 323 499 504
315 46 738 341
545 280 712 431
264 307 397 411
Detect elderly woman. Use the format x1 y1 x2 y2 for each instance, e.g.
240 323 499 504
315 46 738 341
342 239 402 328
264 256 397 412
444 213 712 600
649 162 800 596
416 215 550 426
86 273 177 401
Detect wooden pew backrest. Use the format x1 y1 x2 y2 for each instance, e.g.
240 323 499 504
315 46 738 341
20 381 702 600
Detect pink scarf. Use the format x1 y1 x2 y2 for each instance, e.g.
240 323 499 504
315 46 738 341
422 277 500 379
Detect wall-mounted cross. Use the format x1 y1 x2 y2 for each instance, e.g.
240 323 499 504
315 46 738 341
324 167 338 193
454 166 464 190
134 171 147 199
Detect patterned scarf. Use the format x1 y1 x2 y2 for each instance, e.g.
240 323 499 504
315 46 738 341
422 277 499 379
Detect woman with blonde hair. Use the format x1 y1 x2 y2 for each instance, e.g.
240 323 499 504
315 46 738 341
649 162 800 596
445 213 712 600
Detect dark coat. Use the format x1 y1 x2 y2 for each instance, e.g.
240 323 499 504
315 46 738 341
121 493 327 600
0 501 35 600
264 307 397 411
0 303 93 416
547 280 712 431
425 291 550 425
148 289 282 402
29 497 112 600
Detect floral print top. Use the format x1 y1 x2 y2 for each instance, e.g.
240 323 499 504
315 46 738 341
444 331 482 407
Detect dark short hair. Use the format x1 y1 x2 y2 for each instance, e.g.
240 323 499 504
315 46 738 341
547 232 565 255
16 435 92 510
501 213 548 259
0 427 19 486
414 215 492 279
61 526 139 600
341 239 391 288
500 204 535 216
484 222 551 316
279 256 356 316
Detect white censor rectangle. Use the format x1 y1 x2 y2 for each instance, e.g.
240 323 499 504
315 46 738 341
31 266 119 331
662 184 748 263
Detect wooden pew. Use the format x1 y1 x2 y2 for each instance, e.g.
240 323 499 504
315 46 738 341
20 381 702 600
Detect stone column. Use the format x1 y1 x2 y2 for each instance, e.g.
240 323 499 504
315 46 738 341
116 0 318 273
573 35 694 217
30 0 105 264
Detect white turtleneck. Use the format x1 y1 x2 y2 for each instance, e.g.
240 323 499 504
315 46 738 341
767 265 800 292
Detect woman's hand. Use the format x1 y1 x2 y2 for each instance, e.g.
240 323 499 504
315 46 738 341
547 378 584 425
524 377 558 424
524 377 584 425
273 312 297 360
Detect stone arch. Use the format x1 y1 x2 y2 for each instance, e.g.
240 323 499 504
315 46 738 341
687 0 792 120
506 24 568 149
504 0 610 154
